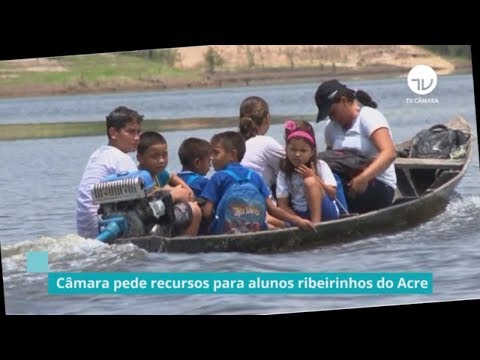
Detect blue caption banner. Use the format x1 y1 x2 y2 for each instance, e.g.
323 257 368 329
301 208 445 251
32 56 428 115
48 272 433 295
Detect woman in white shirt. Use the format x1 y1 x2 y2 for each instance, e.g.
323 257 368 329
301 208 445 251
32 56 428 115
314 79 397 214
239 96 285 191
238 96 286 228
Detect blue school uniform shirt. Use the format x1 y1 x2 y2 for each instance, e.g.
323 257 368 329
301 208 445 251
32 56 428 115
177 171 209 198
200 162 271 209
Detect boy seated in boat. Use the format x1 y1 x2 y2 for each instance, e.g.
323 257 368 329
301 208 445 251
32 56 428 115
177 137 212 199
177 137 212 235
137 131 202 236
200 130 316 234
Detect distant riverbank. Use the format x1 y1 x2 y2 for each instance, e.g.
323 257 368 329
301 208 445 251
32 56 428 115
0 63 472 100
0 114 313 140
0 65 398 99
0 45 471 99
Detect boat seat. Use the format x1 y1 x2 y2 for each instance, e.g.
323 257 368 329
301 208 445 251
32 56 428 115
394 157 464 170
395 157 465 198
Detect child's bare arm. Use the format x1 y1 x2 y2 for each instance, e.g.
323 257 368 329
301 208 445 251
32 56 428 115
201 200 214 220
170 186 193 203
169 173 194 199
276 197 297 216
266 198 316 231
170 173 189 188
296 163 336 200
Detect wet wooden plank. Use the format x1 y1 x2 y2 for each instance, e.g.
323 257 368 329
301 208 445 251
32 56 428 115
394 158 464 170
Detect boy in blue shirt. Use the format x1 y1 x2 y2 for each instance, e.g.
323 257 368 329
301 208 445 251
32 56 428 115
177 137 212 199
200 131 316 234
177 137 212 235
137 131 202 236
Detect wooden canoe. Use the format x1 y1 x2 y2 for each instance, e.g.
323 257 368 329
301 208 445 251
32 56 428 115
112 116 475 254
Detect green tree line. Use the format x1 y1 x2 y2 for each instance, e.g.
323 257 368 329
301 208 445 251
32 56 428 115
420 45 471 59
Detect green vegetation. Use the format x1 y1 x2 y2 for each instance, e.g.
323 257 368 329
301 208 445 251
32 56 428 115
0 52 200 88
419 45 471 60
0 46 470 99
0 115 312 141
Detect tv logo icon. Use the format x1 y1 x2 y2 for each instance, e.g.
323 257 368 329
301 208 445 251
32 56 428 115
407 65 438 95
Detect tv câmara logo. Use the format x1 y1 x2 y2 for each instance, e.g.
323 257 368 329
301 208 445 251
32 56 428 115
407 65 438 95
405 65 439 104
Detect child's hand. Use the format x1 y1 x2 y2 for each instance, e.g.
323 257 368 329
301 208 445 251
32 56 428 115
178 184 195 201
295 162 316 179
171 186 194 202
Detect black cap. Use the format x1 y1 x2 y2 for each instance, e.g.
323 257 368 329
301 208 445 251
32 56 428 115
314 79 346 122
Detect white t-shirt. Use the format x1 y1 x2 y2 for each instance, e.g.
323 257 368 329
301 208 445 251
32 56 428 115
76 145 137 239
324 106 397 189
241 135 285 188
276 159 337 212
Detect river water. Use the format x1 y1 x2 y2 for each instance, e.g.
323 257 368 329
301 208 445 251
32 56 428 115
1 74 479 314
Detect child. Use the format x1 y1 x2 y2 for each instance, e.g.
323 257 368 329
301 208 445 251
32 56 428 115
200 131 316 234
177 137 212 235
137 131 201 236
177 137 212 199
276 120 340 223
77 106 143 239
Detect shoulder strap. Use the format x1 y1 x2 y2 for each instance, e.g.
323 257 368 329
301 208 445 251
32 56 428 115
222 169 252 182
178 171 200 186
222 169 241 182
429 124 449 132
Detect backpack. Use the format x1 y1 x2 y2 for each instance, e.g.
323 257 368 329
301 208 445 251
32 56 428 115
318 148 372 180
210 169 267 235
409 124 467 159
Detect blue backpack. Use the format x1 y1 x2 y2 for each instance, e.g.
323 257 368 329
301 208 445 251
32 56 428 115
211 169 268 235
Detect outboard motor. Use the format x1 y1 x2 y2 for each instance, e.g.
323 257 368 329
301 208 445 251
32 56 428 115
91 170 175 243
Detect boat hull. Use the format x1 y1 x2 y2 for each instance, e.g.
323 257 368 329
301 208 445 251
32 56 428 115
111 117 474 254
114 178 458 253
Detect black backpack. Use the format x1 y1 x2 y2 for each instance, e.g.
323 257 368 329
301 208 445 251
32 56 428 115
318 148 372 180
409 124 467 159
